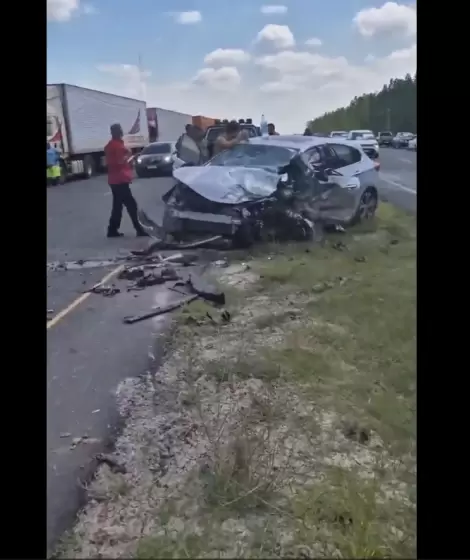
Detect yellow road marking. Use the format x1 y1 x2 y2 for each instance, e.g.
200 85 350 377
47 264 124 330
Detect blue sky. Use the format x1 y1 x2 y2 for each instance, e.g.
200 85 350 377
47 0 416 131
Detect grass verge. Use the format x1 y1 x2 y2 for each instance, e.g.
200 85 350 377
58 203 416 559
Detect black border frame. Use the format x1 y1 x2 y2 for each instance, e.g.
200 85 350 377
2 2 469 558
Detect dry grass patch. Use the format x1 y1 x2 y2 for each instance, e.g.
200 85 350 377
58 203 416 559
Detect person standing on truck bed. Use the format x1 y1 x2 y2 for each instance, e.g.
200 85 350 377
104 123 148 238
213 121 249 156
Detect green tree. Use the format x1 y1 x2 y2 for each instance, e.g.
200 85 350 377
307 73 416 134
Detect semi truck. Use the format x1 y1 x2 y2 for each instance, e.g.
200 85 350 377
146 107 192 143
47 84 148 182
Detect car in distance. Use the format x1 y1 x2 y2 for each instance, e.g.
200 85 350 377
135 142 176 177
377 131 394 146
346 130 379 159
392 132 414 149
329 131 349 138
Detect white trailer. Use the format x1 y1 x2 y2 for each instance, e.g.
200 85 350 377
147 107 192 143
47 84 148 182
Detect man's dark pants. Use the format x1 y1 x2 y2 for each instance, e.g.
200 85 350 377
108 183 141 233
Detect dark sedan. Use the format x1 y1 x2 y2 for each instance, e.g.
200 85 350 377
135 141 176 177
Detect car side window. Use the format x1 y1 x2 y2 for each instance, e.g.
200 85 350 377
328 143 361 167
302 147 322 167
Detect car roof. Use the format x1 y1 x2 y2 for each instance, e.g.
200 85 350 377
249 134 366 152
349 129 373 133
147 141 175 147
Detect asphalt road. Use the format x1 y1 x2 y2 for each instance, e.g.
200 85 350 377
378 147 416 213
46 147 416 551
47 174 177 551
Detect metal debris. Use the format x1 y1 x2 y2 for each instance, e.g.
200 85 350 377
70 436 101 449
88 284 120 297
123 295 198 324
213 259 229 268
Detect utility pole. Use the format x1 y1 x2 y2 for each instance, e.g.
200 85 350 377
137 53 146 101
386 108 391 130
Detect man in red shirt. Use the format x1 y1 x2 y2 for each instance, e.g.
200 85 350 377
104 123 147 237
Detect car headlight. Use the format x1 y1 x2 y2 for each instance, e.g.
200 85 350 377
163 156 171 162
373 143 379 150
136 157 142 164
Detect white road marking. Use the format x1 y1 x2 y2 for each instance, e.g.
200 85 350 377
399 157 413 164
381 177 416 195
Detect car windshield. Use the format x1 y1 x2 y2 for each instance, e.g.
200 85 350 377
331 132 347 137
380 132 392 136
141 143 172 155
205 125 258 144
350 132 374 140
208 143 296 168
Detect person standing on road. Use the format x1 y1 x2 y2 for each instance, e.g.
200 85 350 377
267 123 280 136
104 123 148 238
213 121 249 156
176 124 191 154
47 142 61 186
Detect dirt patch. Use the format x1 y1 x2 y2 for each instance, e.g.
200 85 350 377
56 204 416 559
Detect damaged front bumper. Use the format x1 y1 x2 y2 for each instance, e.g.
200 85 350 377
162 207 243 237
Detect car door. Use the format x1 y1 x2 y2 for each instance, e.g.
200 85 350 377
302 145 347 215
321 143 368 215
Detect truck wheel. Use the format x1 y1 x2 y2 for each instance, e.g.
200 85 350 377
59 161 67 185
83 155 94 179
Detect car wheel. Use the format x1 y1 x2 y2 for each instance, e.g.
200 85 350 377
83 155 94 179
349 188 378 226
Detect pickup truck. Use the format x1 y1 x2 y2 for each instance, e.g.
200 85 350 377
204 119 260 158
377 131 393 146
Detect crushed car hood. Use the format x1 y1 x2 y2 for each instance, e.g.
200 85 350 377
172 165 280 205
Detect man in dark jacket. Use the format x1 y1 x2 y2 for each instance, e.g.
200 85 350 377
104 123 147 238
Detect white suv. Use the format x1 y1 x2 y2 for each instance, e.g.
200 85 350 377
346 130 379 159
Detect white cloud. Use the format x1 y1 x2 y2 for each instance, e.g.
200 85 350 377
353 2 416 38
255 24 295 49
305 37 322 47
85 43 415 134
171 11 202 25
261 5 288 15
255 50 349 77
47 0 79 22
192 67 241 91
204 49 250 67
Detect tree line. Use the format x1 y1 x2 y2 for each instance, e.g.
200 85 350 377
307 73 416 134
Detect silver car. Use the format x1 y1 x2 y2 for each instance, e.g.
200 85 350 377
165 135 380 239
